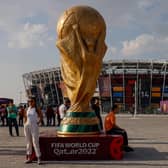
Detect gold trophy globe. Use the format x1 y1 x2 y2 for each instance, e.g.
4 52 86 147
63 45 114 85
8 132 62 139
56 6 107 135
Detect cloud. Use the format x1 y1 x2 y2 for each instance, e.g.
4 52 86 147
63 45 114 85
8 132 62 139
121 34 168 57
8 23 51 48
137 0 156 10
111 47 118 55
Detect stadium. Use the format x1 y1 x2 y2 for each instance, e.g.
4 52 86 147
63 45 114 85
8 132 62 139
22 59 168 113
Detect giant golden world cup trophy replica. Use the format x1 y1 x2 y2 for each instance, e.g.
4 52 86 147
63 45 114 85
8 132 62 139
56 6 107 135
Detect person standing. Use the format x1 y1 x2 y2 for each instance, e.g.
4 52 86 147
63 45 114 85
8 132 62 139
24 97 43 164
6 100 19 136
58 99 70 126
0 105 7 126
51 106 56 126
56 105 61 126
58 103 66 126
18 105 24 126
104 104 134 152
92 98 103 130
46 105 55 126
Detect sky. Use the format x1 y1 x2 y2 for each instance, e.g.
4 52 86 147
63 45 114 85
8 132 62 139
0 0 168 104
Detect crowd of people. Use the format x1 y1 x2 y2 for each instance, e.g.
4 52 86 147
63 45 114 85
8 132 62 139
0 100 70 129
0 98 71 164
0 97 133 164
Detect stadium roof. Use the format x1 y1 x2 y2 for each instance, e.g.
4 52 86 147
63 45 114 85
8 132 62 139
23 59 168 80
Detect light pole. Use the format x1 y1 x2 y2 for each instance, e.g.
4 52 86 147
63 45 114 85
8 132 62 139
134 81 137 118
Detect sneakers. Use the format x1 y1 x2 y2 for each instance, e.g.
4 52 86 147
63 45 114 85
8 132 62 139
25 155 32 164
123 145 134 152
25 155 42 164
24 159 32 164
37 157 41 165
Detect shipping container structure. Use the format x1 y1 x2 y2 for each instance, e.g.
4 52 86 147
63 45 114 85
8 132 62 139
23 67 63 107
0 98 13 105
23 60 168 113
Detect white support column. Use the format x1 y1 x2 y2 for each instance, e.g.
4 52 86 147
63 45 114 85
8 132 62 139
52 71 60 105
162 63 167 101
47 71 55 105
136 62 139 111
122 61 125 111
149 61 153 106
109 71 113 108
134 81 137 118
58 69 64 103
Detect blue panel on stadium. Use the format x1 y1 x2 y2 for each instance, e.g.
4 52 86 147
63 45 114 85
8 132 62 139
113 92 123 97
164 88 168 93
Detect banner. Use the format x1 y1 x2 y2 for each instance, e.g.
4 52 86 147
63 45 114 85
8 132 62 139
98 76 110 97
160 100 168 113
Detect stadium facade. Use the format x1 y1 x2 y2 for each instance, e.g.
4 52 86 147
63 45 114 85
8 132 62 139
22 60 168 113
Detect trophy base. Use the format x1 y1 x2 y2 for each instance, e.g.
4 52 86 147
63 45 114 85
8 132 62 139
30 130 124 160
57 112 101 136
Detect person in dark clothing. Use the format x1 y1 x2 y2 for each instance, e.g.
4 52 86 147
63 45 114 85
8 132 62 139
46 105 55 126
18 106 24 126
92 98 103 130
46 105 52 126
0 105 7 126
51 107 56 126
56 105 61 126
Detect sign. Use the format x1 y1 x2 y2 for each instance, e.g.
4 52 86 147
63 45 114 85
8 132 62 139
98 76 110 97
160 100 168 113
51 142 100 156
38 131 123 160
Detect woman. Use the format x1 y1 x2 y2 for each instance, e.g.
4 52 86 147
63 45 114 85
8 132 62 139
24 97 43 164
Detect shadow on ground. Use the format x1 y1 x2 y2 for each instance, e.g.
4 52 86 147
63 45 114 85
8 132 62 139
0 149 25 155
35 147 168 167
0 146 167 160
124 147 168 161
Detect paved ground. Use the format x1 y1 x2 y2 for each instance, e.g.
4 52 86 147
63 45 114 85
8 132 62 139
0 114 168 168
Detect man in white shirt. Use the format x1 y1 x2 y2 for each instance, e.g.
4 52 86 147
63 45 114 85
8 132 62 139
59 103 66 120
58 99 70 126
